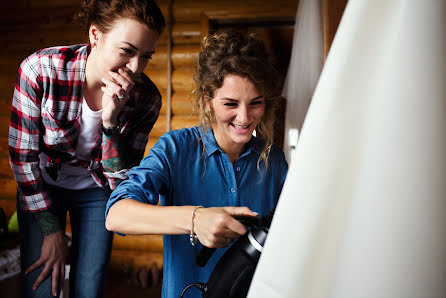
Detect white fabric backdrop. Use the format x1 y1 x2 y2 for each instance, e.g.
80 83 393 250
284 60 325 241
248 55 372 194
282 0 324 163
248 0 446 297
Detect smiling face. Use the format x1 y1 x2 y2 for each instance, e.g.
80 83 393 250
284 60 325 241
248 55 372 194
87 17 159 83
210 74 265 157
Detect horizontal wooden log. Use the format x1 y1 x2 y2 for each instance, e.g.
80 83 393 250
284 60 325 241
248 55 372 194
145 69 168 90
172 0 298 22
113 234 163 252
149 44 200 70
0 178 18 202
172 91 197 116
150 115 168 139
158 90 197 116
2 27 85 44
146 68 195 93
0 115 11 137
172 45 200 68
0 7 79 31
171 115 199 131
0 74 18 106
171 23 202 45
0 137 9 157
172 69 195 92
144 137 159 157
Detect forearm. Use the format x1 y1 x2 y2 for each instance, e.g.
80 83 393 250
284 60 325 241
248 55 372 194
33 209 61 236
105 198 195 235
101 132 122 172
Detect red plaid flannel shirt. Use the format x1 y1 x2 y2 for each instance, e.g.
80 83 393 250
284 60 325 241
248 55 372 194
9 44 161 212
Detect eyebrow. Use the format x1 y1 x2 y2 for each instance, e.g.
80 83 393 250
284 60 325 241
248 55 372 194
122 42 155 55
221 95 264 101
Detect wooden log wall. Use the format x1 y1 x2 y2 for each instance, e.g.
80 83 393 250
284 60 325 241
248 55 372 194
0 0 347 274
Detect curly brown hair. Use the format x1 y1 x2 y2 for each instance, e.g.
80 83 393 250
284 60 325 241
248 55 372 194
76 0 165 35
192 31 283 170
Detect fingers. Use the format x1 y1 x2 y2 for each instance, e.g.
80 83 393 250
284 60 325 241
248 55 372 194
102 67 135 99
59 264 65 295
52 264 60 296
195 207 253 248
223 206 258 218
25 258 45 275
101 77 128 100
32 263 51 291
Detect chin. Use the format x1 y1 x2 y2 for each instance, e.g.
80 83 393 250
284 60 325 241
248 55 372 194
231 135 253 145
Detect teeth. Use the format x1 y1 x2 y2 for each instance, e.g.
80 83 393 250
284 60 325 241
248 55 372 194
233 124 249 129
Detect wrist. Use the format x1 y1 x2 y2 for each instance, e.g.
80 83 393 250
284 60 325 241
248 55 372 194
190 206 204 246
102 120 118 128
101 123 120 136
33 209 61 236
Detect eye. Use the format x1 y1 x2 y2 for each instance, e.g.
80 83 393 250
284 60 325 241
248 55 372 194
121 48 133 54
250 100 264 106
142 55 153 61
224 102 238 107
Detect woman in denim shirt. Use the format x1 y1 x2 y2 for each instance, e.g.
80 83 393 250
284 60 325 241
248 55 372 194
106 31 288 298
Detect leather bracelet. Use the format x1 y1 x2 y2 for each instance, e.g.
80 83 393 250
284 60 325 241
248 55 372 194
190 206 203 246
101 124 120 136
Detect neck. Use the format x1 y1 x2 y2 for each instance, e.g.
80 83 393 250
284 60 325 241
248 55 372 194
212 128 245 165
83 52 103 110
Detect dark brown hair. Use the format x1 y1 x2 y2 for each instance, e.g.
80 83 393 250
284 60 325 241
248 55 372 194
76 0 165 35
192 31 283 170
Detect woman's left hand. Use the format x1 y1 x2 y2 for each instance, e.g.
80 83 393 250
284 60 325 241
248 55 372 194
101 64 135 127
193 206 258 248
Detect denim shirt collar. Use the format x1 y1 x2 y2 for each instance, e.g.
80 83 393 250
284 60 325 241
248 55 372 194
199 126 264 159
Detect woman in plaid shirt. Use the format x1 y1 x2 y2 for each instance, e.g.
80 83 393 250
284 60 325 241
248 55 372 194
8 0 165 296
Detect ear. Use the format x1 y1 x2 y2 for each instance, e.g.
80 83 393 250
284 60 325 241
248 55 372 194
205 95 215 110
89 24 102 47
205 100 210 112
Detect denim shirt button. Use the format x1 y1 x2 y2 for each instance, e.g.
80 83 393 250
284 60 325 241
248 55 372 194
230 188 235 193
236 167 241 172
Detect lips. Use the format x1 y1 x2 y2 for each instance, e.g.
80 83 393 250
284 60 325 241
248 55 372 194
232 123 249 130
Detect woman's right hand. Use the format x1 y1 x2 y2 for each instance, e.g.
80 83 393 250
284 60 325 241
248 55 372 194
193 207 258 248
25 232 68 296
101 64 135 128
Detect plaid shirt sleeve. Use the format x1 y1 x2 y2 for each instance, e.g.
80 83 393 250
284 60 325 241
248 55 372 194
9 53 50 212
102 75 162 190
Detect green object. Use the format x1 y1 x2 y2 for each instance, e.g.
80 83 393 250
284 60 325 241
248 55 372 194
8 211 18 233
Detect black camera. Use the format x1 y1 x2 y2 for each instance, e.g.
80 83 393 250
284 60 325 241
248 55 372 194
181 210 274 298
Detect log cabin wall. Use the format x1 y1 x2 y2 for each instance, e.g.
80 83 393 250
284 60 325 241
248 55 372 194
0 0 346 273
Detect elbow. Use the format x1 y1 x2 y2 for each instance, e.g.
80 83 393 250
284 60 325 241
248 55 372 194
105 215 115 232
105 206 119 232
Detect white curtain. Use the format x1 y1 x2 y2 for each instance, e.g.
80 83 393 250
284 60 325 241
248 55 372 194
249 0 446 297
282 0 324 163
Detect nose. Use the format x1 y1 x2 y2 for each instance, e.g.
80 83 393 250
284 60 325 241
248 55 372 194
236 104 250 125
127 57 146 74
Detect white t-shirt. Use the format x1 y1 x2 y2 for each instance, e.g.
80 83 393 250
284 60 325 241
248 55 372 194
40 98 103 189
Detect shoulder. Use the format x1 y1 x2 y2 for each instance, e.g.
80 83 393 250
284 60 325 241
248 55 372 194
20 44 88 77
160 127 201 144
250 136 287 165
147 127 201 161
27 44 88 65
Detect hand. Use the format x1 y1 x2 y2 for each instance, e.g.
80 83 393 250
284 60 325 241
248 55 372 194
101 64 135 127
25 232 68 296
193 207 258 248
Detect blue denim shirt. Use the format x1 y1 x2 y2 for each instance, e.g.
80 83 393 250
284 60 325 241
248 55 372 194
106 126 288 298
